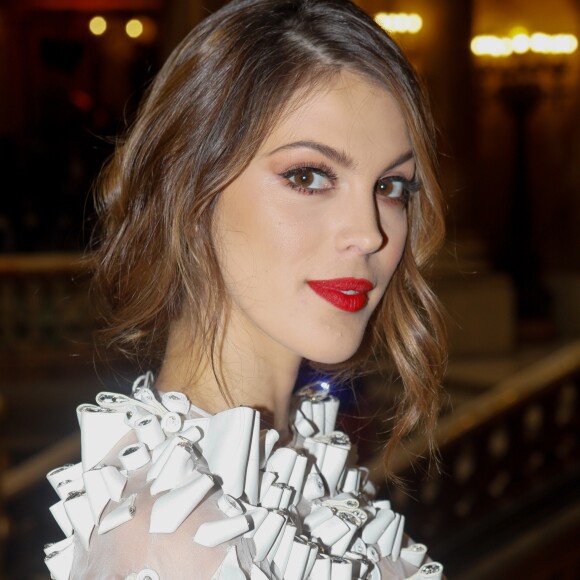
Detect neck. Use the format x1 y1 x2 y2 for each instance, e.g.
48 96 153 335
155 313 302 435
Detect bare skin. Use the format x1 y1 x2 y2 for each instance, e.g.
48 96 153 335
155 71 413 437
156 313 300 437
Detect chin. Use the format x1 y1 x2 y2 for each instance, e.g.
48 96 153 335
302 340 364 366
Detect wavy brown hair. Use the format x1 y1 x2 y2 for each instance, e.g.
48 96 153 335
92 0 446 469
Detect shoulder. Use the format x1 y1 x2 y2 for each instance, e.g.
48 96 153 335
44 374 444 580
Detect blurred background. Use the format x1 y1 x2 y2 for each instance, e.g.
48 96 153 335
0 0 579 578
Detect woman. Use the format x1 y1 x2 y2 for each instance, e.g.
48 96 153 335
44 0 446 578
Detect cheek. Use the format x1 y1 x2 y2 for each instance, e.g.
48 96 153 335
384 208 408 254
242 197 324 275
376 210 408 283
214 190 316 291
394 216 409 255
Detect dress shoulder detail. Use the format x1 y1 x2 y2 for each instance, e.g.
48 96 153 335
44 373 444 580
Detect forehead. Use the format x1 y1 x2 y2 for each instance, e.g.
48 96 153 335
258 71 412 162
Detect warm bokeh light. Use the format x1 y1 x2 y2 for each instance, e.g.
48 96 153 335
407 14 423 34
511 34 530 54
89 16 107 36
374 12 423 34
471 35 512 57
509 26 528 37
530 33 551 54
553 34 579 54
471 31 578 57
125 18 144 39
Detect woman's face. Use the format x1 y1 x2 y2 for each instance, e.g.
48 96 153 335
212 71 413 365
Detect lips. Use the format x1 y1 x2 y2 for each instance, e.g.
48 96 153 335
307 278 374 313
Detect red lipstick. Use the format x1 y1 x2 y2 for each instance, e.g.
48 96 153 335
307 278 374 313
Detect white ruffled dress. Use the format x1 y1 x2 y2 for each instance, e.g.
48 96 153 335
44 374 444 580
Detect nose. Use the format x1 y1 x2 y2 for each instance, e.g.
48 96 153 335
334 193 386 255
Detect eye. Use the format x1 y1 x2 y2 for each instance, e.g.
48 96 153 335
375 176 418 205
376 177 404 198
281 166 336 193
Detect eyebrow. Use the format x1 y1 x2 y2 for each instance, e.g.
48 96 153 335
381 149 414 174
268 140 356 168
267 140 414 174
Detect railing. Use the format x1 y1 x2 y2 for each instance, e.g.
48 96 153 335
1 433 80 502
1 254 578 578
3 342 579 498
0 253 92 356
0 392 6 572
366 341 580 579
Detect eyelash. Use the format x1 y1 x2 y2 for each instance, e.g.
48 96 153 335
378 176 421 207
280 164 420 206
281 163 338 194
